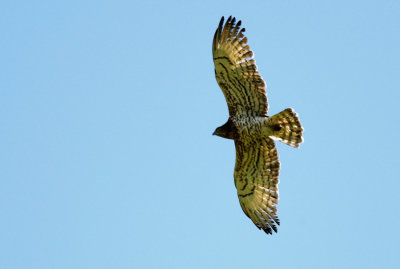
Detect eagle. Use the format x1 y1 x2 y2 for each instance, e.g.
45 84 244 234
212 16 304 234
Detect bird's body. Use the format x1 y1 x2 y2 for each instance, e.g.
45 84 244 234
212 16 303 234
215 116 272 140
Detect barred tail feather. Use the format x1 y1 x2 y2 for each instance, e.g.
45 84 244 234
268 108 304 148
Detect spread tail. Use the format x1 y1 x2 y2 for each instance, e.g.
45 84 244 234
268 108 304 148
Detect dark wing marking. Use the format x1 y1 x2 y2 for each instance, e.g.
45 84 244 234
213 16 268 117
234 138 280 234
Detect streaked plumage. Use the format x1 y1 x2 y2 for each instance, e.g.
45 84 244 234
212 16 304 234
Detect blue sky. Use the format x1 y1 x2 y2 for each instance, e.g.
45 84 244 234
1 1 399 268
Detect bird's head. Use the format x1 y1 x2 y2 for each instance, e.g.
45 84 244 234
213 126 228 138
212 120 237 140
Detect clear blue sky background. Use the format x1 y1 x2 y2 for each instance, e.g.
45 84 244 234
1 1 399 268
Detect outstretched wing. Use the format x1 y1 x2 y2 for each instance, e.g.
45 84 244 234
213 16 268 117
234 138 280 234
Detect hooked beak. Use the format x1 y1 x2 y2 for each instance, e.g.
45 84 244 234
212 131 216 136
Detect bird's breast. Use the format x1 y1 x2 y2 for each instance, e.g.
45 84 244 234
231 116 266 140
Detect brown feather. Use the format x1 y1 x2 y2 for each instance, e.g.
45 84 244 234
234 139 280 234
212 16 268 117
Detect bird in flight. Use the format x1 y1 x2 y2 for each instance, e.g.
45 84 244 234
212 16 304 234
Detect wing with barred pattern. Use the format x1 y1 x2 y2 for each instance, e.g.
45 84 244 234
234 138 280 234
213 16 268 117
